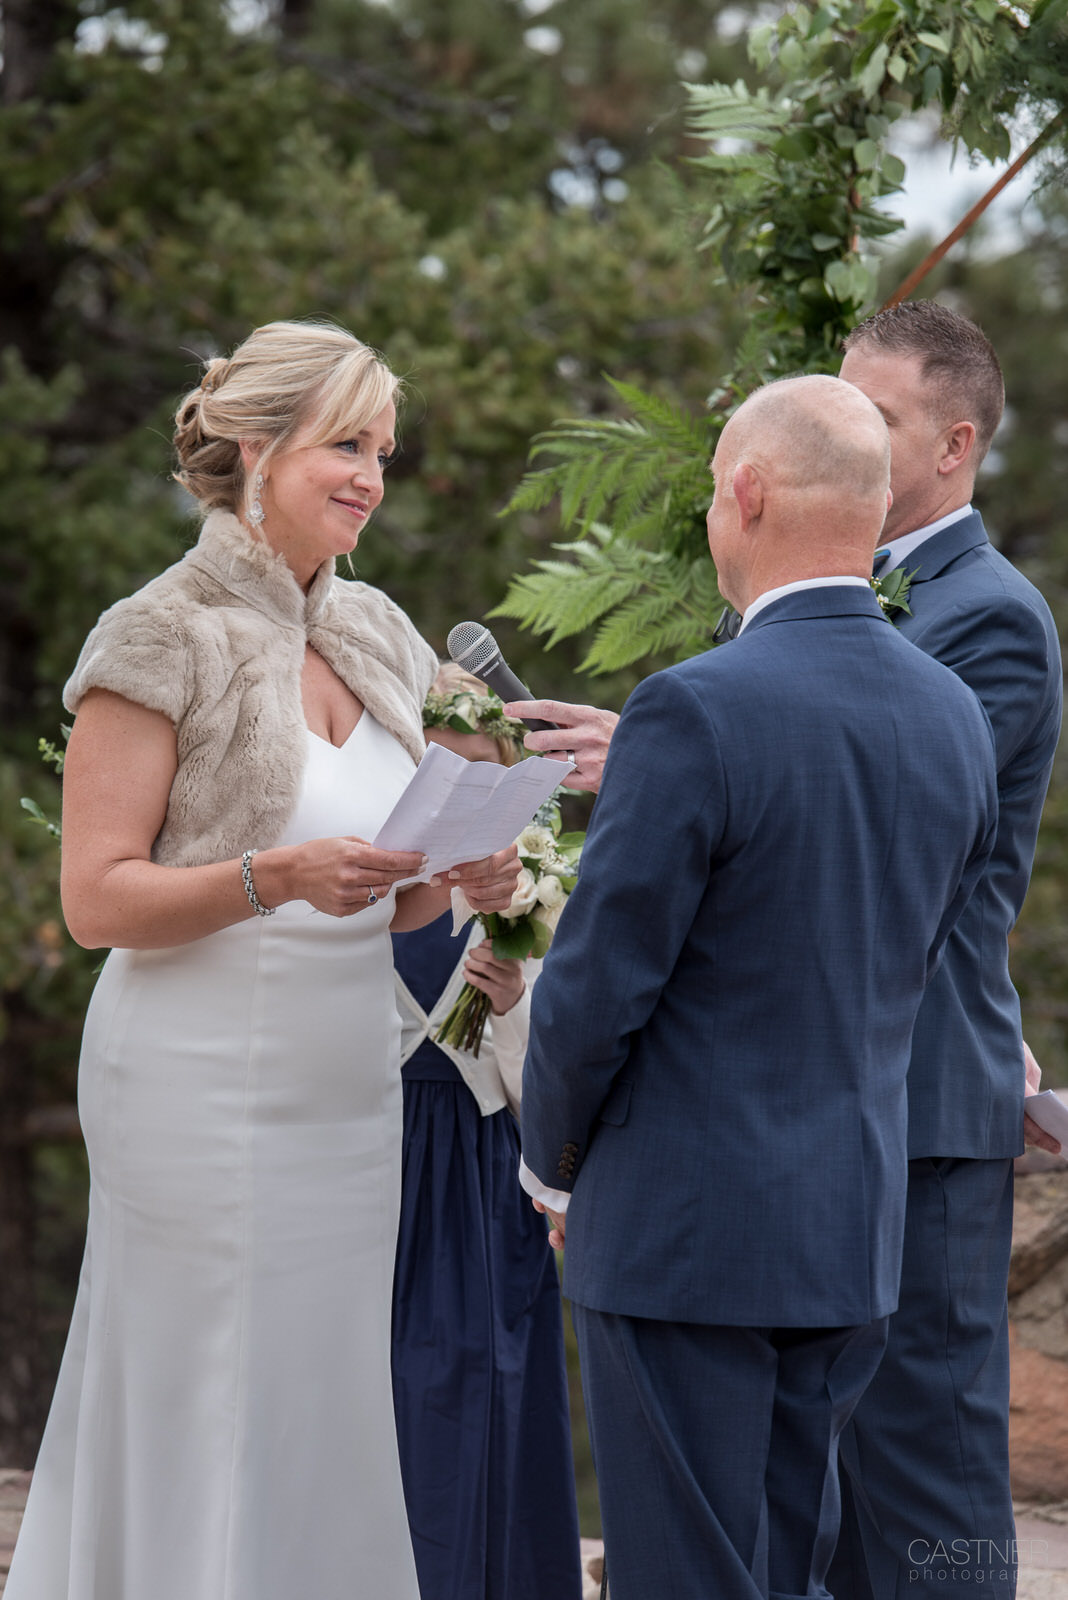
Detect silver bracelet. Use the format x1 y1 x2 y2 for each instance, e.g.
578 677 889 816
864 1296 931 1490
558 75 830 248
241 849 275 917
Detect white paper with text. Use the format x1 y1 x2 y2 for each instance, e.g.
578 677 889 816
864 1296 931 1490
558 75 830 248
374 742 574 880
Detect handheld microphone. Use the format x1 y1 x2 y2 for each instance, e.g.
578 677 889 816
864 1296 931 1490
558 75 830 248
446 623 557 732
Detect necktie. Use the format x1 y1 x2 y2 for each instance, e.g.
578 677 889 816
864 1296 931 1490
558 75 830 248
872 547 892 579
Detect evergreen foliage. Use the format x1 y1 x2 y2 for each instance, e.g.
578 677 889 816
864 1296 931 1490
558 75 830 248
0 0 749 1468
2 0 1068 1489
495 0 1068 674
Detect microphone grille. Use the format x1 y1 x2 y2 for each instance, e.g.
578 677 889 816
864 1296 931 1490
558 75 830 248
447 621 498 675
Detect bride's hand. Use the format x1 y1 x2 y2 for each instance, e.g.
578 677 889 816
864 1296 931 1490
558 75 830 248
264 836 427 917
446 844 522 914
463 940 526 1015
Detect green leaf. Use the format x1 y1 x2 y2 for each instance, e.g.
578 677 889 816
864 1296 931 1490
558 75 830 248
492 921 538 960
529 920 554 959
853 138 880 171
19 797 61 837
917 31 950 54
823 259 853 301
881 152 907 187
858 41 890 101
810 232 841 250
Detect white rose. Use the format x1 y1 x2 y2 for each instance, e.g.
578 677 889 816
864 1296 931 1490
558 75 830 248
450 694 477 727
505 867 540 918
532 899 564 932
535 873 565 910
517 824 554 859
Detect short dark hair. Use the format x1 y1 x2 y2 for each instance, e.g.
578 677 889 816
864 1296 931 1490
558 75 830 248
843 301 1004 465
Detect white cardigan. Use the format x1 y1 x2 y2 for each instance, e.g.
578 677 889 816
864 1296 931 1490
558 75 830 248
395 923 539 1119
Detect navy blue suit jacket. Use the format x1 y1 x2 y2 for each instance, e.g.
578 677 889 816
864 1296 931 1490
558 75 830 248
521 586 998 1329
894 512 1062 1157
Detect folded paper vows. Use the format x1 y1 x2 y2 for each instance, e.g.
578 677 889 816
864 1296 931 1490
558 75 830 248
374 743 574 881
1024 1089 1068 1152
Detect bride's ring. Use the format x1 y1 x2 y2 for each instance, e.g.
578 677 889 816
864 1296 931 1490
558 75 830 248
566 749 576 764
367 887 379 906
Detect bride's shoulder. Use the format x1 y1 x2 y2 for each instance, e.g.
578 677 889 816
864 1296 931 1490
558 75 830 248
325 576 437 695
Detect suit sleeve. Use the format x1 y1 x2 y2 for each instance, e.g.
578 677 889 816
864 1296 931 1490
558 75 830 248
520 670 727 1193
923 709 999 983
917 592 1056 774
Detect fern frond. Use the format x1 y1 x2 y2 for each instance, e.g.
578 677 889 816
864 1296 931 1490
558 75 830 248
605 378 718 459
501 386 718 544
490 527 679 649
490 524 727 672
581 550 725 673
503 465 571 516
683 80 792 143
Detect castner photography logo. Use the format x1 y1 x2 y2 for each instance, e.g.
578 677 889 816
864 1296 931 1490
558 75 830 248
907 1538 1049 1584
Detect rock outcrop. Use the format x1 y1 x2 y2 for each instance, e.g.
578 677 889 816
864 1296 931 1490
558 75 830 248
1010 1159 1068 1502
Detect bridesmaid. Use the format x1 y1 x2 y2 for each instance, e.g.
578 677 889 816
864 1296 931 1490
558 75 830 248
391 665 584 1600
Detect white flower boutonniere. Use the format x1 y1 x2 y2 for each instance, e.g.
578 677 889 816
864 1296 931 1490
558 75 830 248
872 565 916 622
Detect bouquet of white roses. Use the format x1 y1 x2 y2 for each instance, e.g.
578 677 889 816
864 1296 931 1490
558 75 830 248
436 793 584 1057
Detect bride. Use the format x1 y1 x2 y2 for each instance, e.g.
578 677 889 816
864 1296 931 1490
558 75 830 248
5 319 520 1600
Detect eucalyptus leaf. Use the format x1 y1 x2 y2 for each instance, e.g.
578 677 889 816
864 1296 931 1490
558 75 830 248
858 41 890 101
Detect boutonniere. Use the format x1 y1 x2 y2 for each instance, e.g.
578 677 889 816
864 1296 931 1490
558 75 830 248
872 566 916 623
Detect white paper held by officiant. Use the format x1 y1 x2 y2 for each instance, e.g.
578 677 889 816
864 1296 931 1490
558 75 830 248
373 743 575 881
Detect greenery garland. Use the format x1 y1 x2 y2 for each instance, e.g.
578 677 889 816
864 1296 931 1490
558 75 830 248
422 686 528 752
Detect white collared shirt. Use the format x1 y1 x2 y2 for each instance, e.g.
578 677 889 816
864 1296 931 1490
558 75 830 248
875 504 973 576
738 575 870 634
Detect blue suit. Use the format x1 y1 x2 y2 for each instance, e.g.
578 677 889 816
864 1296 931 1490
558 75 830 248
833 514 1062 1599
522 584 999 1600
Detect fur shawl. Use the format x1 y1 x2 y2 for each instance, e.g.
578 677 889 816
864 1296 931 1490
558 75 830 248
64 510 438 867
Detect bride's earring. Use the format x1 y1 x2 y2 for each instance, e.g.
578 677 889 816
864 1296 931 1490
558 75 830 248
248 473 266 528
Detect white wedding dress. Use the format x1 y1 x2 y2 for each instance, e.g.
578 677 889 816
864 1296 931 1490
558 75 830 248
7 715 422 1600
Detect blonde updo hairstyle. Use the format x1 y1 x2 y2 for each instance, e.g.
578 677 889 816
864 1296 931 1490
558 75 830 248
173 319 400 520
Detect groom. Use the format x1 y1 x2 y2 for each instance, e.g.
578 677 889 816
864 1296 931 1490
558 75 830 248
519 375 999 1600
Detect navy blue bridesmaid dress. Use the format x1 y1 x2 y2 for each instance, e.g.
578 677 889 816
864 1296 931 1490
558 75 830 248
391 913 583 1600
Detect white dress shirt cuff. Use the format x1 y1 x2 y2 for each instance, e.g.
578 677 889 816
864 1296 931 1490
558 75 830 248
518 1156 571 1214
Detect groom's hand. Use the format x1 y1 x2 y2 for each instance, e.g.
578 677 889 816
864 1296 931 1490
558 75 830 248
532 1197 567 1250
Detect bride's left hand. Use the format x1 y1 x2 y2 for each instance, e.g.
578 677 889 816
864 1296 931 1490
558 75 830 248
447 844 521 914
464 939 525 1015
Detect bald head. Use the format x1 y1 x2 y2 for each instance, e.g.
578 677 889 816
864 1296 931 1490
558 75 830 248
706 376 893 612
722 375 891 505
